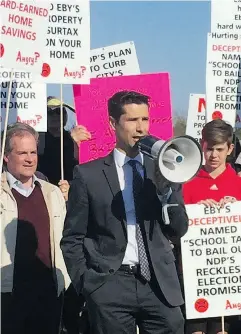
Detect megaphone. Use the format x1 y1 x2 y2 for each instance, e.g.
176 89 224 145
137 135 203 183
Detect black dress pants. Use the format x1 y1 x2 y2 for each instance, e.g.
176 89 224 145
84 268 184 334
1 282 62 334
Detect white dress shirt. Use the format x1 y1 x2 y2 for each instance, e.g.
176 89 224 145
114 148 144 265
6 171 39 197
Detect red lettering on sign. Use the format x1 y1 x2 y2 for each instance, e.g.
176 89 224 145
198 98 206 113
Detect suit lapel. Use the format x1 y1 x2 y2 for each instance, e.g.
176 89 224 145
102 153 156 235
103 153 121 196
102 153 127 233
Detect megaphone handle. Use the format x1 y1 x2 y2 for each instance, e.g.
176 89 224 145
142 151 154 159
162 204 178 225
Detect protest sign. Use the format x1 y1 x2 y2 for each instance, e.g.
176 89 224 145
0 68 47 131
73 73 173 163
35 0 90 84
206 34 241 128
186 94 206 142
181 203 241 319
0 0 50 72
211 0 241 38
90 41 140 78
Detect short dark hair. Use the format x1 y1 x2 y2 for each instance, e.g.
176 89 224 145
202 119 233 146
108 91 149 122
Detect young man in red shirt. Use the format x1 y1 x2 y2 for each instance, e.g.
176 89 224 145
184 119 241 207
183 119 241 334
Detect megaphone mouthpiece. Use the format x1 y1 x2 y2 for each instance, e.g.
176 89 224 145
136 135 158 158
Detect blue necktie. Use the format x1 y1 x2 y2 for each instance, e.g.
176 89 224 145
128 160 151 281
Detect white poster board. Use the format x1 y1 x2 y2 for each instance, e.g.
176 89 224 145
206 34 241 128
0 0 50 72
211 0 241 37
181 203 241 319
186 94 206 142
35 0 90 84
0 68 47 131
90 41 140 78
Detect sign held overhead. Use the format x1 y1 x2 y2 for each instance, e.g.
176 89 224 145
0 0 50 72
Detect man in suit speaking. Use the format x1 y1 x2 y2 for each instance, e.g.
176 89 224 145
61 91 189 334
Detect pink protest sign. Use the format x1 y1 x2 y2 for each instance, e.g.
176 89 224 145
73 73 173 163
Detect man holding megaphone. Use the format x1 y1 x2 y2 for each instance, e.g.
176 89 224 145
61 91 200 334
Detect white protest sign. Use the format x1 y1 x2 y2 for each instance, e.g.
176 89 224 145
0 0 50 72
186 94 206 142
35 1 90 84
206 34 241 128
211 0 241 38
90 41 140 78
0 68 47 131
181 203 241 319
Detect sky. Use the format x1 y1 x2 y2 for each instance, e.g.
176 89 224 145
48 1 211 124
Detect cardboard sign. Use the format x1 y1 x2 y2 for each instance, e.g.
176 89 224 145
181 203 241 319
90 41 140 78
35 0 90 84
211 0 241 37
73 73 173 163
186 94 206 142
0 0 50 72
206 34 241 128
0 68 47 131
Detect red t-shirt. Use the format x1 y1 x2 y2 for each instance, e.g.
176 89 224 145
183 164 241 204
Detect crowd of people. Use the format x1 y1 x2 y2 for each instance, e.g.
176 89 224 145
1 91 241 334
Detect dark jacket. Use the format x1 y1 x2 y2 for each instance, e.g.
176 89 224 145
61 153 188 307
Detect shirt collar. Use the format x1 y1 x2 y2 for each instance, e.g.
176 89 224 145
113 148 144 168
6 171 40 189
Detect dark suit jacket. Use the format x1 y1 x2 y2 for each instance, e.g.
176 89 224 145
61 152 189 307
